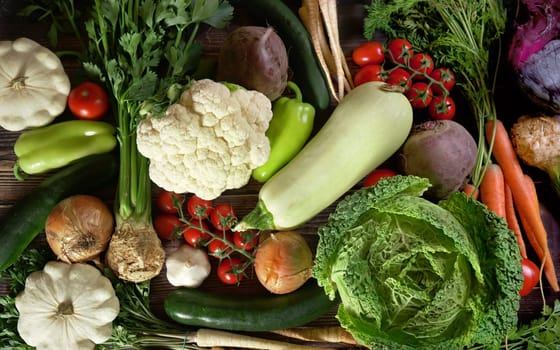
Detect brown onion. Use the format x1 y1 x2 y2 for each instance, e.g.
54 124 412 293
45 195 114 263
254 230 313 294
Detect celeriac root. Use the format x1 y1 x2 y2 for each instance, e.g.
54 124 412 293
105 220 165 282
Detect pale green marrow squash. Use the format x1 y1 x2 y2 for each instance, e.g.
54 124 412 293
235 81 413 231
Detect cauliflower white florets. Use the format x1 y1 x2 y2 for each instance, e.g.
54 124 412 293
137 79 273 200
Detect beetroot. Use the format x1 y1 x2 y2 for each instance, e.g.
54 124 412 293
217 26 288 100
398 120 478 200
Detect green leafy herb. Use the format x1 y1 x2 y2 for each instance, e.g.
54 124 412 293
504 300 560 349
19 0 88 49
362 0 510 189
313 175 522 349
469 300 560 349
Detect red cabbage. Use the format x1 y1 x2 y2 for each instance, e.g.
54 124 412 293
508 1 560 112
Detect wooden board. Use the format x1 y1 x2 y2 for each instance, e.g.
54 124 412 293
1 1 559 349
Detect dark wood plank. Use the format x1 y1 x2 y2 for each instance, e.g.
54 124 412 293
1 1 559 349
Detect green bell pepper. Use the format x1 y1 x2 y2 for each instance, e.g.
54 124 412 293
253 81 315 183
13 120 117 179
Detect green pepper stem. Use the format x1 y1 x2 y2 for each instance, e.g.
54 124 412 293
286 81 303 102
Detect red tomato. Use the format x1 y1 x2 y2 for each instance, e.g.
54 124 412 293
406 82 433 109
155 191 184 214
210 203 236 231
67 82 110 120
409 53 434 79
429 68 456 95
217 258 245 285
207 230 232 258
186 195 213 219
428 95 456 120
183 219 211 247
363 168 398 188
520 259 540 296
153 214 182 240
386 38 414 65
352 40 385 66
353 64 384 87
232 230 259 251
386 68 412 91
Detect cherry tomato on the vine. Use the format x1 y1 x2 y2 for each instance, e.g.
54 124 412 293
186 195 213 219
155 191 184 214
153 214 183 240
353 64 384 87
207 230 232 258
409 53 434 79
232 230 259 251
217 258 245 285
68 82 110 120
430 68 456 95
520 259 540 296
386 38 414 65
183 218 211 247
352 40 385 66
363 168 399 188
210 203 237 231
386 68 412 91
428 95 456 120
406 82 433 109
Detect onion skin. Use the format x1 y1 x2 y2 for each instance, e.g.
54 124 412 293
254 230 313 294
45 195 114 263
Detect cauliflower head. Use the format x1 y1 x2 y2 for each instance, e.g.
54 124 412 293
137 79 272 200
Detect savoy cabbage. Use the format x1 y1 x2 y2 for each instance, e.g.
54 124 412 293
313 175 522 349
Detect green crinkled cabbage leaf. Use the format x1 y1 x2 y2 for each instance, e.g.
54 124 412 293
313 175 522 350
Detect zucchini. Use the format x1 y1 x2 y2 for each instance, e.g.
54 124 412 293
235 82 413 231
164 279 336 331
241 0 331 110
0 153 118 271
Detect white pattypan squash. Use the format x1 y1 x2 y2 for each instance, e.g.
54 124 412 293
15 261 120 350
0 37 71 131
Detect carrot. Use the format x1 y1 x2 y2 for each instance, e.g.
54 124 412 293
479 163 506 219
504 182 528 259
485 119 559 291
522 174 558 285
462 183 479 199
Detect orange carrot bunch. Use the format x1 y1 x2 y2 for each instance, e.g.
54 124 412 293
481 119 559 293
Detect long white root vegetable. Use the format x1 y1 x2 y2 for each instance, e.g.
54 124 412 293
272 326 358 345
299 0 339 102
191 328 338 350
299 0 353 102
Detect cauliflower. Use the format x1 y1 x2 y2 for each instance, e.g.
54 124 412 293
137 79 272 200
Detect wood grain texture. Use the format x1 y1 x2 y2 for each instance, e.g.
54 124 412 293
0 1 559 349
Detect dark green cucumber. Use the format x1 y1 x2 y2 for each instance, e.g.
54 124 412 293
164 279 337 331
0 153 118 271
241 0 331 110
